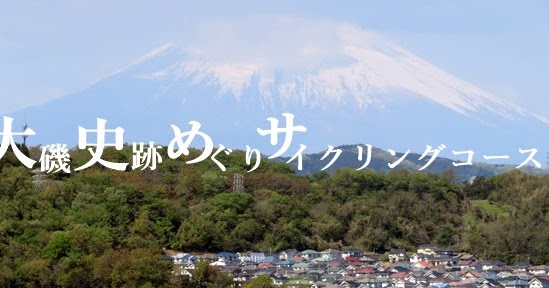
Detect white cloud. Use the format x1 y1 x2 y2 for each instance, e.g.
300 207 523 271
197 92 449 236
181 16 351 74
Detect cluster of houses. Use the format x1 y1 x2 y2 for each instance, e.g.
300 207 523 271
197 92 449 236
164 244 549 288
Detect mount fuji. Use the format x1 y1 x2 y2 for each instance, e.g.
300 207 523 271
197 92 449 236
8 21 549 162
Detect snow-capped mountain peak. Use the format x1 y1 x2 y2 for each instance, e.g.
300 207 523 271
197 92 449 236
117 21 547 125
12 18 548 158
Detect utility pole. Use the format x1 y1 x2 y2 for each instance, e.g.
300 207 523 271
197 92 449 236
233 173 244 192
22 123 29 146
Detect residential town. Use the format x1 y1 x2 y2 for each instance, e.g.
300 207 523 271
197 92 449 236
165 245 549 288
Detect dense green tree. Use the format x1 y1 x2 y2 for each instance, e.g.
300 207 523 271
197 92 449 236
190 261 233 288
93 248 172 288
245 275 276 288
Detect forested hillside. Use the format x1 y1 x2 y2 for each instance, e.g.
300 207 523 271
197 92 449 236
0 145 548 287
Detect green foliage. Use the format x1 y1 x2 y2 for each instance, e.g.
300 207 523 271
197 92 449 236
0 145 549 287
190 261 234 288
44 232 71 260
245 275 276 288
94 248 172 288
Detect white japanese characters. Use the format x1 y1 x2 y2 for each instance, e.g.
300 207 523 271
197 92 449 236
0 115 544 173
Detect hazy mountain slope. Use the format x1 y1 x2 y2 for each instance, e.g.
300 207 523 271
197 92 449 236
9 24 548 163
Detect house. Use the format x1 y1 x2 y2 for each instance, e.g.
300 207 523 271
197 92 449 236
475 260 506 271
529 266 549 276
345 264 359 271
435 248 458 257
529 277 549 288
272 275 289 286
343 249 364 259
393 278 411 288
430 277 452 286
253 268 276 277
182 268 193 277
328 258 347 268
410 253 429 264
359 256 379 265
293 256 306 263
217 252 239 265
280 249 299 261
497 272 514 279
311 257 329 264
172 253 198 265
340 281 361 288
477 278 498 288
293 262 311 272
172 264 192 276
337 269 350 277
249 252 266 263
390 266 411 274
417 276 430 285
442 272 461 282
357 276 389 287
276 266 294 277
262 256 278 264
391 271 410 280
321 249 343 260
301 250 321 261
458 254 477 261
345 257 361 263
306 271 323 282
405 274 417 284
428 283 450 288
458 260 475 270
234 271 254 283
211 259 227 266
424 271 443 279
221 266 241 275
357 267 376 276
450 280 478 288
412 261 431 270
453 284 478 288
502 279 529 288
258 262 276 269
429 256 458 267
277 260 296 268
512 262 531 273
389 249 407 263
461 270 483 280
417 244 438 256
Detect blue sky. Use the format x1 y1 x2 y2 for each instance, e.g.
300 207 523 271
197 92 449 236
1 0 548 118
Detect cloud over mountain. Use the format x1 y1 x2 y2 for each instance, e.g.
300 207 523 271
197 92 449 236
121 17 547 126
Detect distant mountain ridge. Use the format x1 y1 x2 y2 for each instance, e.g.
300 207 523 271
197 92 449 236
281 144 547 182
